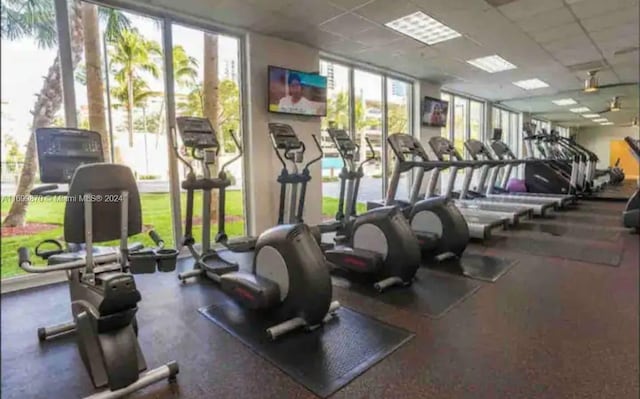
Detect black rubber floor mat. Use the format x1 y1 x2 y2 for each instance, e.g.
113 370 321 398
331 268 482 318
489 232 623 266
426 253 517 282
550 212 622 226
515 221 621 242
199 301 413 398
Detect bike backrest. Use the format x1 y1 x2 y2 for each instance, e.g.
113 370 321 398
64 163 142 243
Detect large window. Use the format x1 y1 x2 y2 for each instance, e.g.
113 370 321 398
319 60 350 219
386 78 411 200
493 107 521 156
319 59 414 216
354 70 384 201
1 0 63 278
1 0 245 280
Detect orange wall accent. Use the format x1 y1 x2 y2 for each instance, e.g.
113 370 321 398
610 140 639 179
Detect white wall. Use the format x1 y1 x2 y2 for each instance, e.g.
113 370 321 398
245 33 322 234
575 126 638 167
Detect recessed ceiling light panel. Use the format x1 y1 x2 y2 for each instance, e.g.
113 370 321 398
600 122 614 125
552 98 577 106
467 55 517 73
582 114 599 118
593 118 608 122
570 107 591 113
386 11 462 46
512 79 549 90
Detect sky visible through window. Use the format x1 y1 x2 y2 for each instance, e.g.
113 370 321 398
1 12 237 146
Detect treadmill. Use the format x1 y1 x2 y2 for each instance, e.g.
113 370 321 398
461 137 560 215
490 127 576 207
427 136 535 224
370 133 504 240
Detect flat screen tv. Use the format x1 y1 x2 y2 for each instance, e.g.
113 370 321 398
268 66 327 117
421 96 449 127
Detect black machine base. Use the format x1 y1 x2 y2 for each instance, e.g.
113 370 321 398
427 252 517 282
199 300 413 398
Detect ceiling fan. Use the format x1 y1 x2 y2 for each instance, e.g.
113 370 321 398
618 116 639 128
582 70 637 92
593 95 637 114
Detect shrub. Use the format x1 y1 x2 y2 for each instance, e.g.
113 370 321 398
139 174 160 181
322 176 340 183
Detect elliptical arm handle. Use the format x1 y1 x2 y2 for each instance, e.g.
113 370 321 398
269 133 288 169
220 130 243 173
358 137 378 169
172 126 195 176
304 134 323 170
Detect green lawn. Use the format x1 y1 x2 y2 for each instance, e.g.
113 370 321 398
1 192 364 278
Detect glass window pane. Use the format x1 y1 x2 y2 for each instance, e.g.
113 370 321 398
354 69 383 202
320 60 350 220
453 96 467 158
1 0 62 278
387 78 411 200
172 23 245 238
469 101 483 141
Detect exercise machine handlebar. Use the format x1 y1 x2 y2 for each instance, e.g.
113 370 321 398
358 137 377 170
305 134 323 172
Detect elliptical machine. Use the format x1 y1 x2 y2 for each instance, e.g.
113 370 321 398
268 123 421 292
18 127 179 398
623 136 639 231
174 117 339 340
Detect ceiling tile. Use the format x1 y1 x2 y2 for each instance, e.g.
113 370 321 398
528 23 584 44
498 0 564 21
278 0 346 25
328 0 374 11
352 0 419 24
296 28 345 48
581 6 639 32
318 12 376 36
242 0 294 12
207 0 272 28
542 34 594 52
516 7 575 32
614 65 640 82
431 37 488 61
349 26 402 46
550 47 603 66
569 0 639 19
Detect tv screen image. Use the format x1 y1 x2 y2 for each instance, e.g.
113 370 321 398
268 66 327 117
422 97 449 127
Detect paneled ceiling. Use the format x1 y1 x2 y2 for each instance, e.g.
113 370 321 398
177 0 638 126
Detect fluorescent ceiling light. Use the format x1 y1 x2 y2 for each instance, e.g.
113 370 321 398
570 107 591 113
466 55 517 73
386 11 461 46
552 98 577 106
593 118 608 122
600 122 614 125
582 114 599 118
512 79 549 90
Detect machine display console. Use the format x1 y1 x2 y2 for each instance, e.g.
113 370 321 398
176 116 219 149
492 127 503 141
327 129 356 152
35 128 103 183
268 123 302 149
387 133 430 161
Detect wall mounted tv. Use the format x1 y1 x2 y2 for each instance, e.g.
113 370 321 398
268 66 327 117
421 96 449 127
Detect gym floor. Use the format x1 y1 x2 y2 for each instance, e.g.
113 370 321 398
2 201 638 399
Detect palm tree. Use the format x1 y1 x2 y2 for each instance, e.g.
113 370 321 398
80 4 131 161
1 0 84 227
157 45 200 141
108 28 161 147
